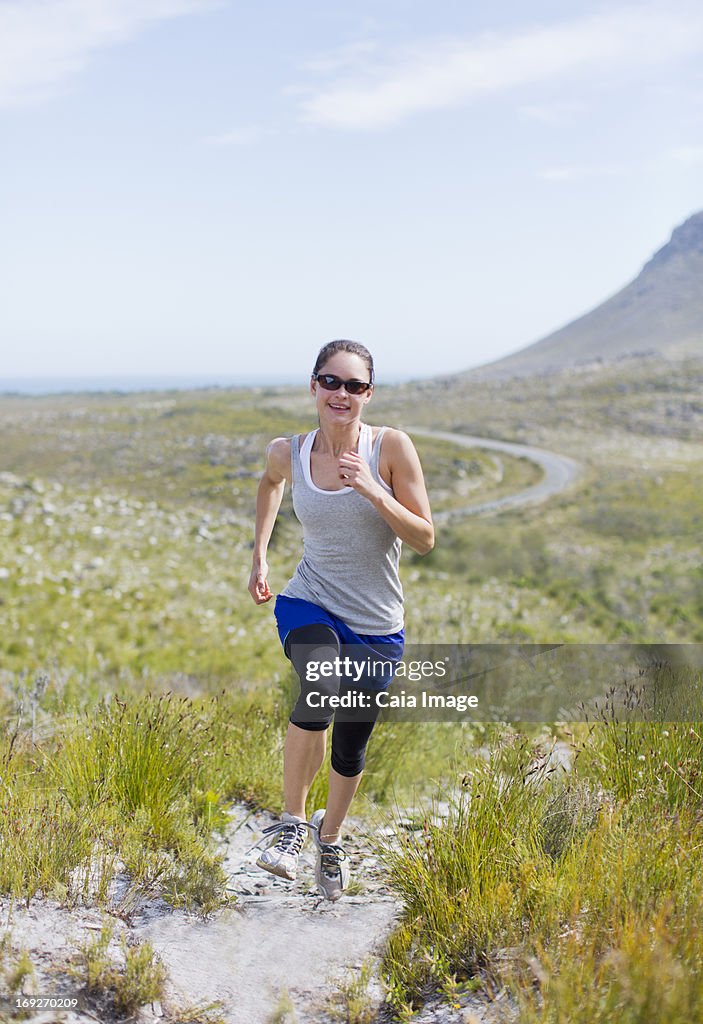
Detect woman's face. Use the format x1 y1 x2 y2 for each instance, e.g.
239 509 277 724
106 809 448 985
311 351 373 425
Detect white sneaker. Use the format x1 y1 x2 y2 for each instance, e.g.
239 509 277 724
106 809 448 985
310 808 350 901
254 813 314 881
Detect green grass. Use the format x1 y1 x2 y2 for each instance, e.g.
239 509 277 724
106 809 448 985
3 376 701 683
2 373 703 1020
369 353 703 448
375 709 703 1022
0 685 291 911
0 390 559 678
1 932 36 1005
403 459 703 644
0 672 469 917
72 921 167 1017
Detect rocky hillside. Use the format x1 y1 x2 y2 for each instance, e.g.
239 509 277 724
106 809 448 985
473 210 703 377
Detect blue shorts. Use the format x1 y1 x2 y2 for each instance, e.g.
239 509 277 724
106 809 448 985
274 594 405 692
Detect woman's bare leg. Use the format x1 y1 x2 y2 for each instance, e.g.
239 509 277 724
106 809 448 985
283 722 327 818
318 766 363 843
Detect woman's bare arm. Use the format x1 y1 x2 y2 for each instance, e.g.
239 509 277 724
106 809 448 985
248 437 291 603
337 429 434 555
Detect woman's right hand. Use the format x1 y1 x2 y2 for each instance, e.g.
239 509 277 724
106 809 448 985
249 562 273 604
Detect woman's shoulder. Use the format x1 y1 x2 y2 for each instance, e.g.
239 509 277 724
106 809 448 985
266 435 292 455
373 427 419 487
265 432 317 477
372 425 414 451
265 435 294 479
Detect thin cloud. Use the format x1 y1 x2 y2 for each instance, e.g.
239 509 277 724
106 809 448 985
669 145 703 164
0 0 220 108
517 100 590 124
298 4 703 130
538 163 628 182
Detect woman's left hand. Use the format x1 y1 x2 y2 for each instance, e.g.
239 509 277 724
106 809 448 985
338 451 382 500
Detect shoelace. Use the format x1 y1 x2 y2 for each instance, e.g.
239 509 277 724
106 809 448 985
249 819 316 855
319 842 347 878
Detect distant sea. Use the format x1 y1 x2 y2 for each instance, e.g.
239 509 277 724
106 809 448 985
0 374 304 395
0 373 416 396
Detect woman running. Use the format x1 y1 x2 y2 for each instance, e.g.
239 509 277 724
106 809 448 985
248 340 434 900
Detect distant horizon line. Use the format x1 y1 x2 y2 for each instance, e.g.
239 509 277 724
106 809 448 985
0 371 436 396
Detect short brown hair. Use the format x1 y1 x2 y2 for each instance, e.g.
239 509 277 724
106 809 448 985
312 340 374 385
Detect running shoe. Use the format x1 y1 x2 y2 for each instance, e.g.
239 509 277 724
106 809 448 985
310 808 350 901
253 812 314 881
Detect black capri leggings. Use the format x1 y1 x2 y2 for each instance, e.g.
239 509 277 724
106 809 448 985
285 623 382 778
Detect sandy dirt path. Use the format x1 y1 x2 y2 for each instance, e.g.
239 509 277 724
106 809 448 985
406 426 580 519
131 804 400 1023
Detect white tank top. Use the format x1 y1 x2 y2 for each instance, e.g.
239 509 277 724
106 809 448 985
279 424 404 634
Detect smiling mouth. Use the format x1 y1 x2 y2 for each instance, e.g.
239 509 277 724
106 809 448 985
328 403 350 410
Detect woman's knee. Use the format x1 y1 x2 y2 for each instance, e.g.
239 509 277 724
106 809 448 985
286 622 341 728
330 714 378 777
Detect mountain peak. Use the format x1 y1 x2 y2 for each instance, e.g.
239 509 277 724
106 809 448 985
470 210 703 377
646 210 703 270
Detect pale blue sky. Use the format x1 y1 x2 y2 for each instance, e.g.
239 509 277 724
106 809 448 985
2 0 702 382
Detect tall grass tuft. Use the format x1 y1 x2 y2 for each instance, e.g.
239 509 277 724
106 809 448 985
47 693 217 847
1 688 290 909
377 716 703 1021
377 735 558 1007
73 922 167 1017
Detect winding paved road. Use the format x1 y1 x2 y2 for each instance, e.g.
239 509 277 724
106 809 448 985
406 426 581 520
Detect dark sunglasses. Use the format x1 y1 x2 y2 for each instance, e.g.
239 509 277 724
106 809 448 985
312 372 373 395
